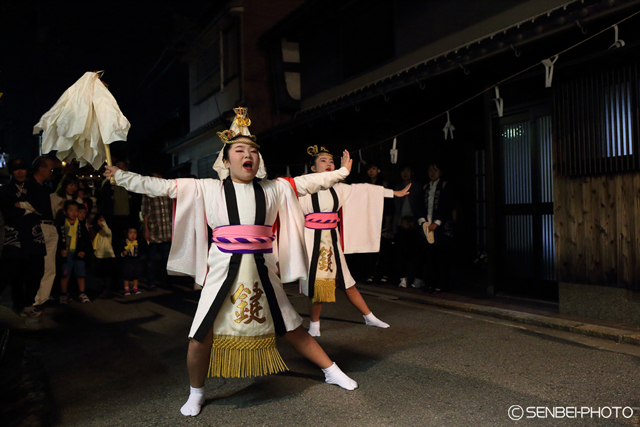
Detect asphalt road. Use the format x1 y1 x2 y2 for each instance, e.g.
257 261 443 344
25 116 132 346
2 283 639 427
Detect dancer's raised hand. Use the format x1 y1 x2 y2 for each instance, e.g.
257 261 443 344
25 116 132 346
393 183 411 197
340 150 353 174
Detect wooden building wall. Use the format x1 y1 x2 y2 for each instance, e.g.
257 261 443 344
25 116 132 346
554 172 640 289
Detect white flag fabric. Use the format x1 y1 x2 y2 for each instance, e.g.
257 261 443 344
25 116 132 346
33 72 130 169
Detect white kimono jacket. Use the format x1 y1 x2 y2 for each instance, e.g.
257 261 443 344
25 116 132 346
299 182 393 302
113 168 348 377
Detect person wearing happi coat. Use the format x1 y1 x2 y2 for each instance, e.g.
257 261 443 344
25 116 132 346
104 108 358 418
299 146 411 337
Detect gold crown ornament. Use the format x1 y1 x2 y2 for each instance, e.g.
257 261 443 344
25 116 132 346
307 145 332 157
217 107 258 145
212 106 267 179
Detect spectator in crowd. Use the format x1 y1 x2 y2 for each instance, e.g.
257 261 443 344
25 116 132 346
29 156 59 308
91 214 116 298
100 160 133 244
57 200 92 304
77 203 88 226
77 185 94 222
51 173 82 223
142 171 173 291
363 162 394 284
392 165 425 288
419 162 455 293
0 158 46 317
120 226 142 295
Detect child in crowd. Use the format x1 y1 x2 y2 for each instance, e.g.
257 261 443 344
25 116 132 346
92 214 116 298
120 226 142 295
57 200 92 304
77 203 88 228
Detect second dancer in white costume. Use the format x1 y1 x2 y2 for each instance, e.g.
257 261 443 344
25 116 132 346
299 146 410 337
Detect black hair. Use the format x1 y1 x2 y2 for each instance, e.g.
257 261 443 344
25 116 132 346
222 136 259 161
428 161 444 174
55 173 80 198
63 200 79 211
91 213 105 229
308 154 334 171
32 156 51 172
77 203 87 211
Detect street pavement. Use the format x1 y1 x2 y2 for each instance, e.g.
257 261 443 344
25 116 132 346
1 283 639 427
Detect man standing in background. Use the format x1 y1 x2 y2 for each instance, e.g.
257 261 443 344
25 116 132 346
0 158 46 317
142 171 173 290
30 156 58 308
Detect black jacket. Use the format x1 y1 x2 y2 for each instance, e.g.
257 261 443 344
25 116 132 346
423 179 454 242
57 220 92 258
0 180 46 259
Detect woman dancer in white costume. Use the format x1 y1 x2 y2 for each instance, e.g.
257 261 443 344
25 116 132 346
299 146 411 337
104 109 357 417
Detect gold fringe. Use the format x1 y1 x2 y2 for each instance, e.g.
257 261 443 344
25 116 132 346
312 279 336 303
208 334 288 378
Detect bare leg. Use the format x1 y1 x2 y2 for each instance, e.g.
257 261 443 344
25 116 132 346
282 326 331 369
309 302 323 336
124 280 130 291
283 326 358 390
181 327 213 416
77 277 85 293
187 327 213 388
345 286 389 328
60 276 70 293
310 302 323 321
344 286 371 315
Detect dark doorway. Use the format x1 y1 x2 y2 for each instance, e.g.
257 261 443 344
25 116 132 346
495 109 557 300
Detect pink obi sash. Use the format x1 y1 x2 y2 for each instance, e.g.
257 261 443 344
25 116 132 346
211 225 275 254
305 212 340 230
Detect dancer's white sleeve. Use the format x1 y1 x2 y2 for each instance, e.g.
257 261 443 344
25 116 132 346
292 167 349 196
114 170 178 198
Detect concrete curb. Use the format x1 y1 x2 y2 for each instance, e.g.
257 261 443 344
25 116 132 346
359 285 640 347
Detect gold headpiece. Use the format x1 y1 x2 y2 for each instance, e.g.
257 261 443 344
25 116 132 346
307 145 332 157
233 107 251 127
217 107 257 145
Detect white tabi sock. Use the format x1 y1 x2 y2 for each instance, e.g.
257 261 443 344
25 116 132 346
308 320 321 337
364 312 390 328
322 362 358 390
180 386 205 416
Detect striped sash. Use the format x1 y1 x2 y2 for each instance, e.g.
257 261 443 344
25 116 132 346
212 225 274 254
305 212 340 230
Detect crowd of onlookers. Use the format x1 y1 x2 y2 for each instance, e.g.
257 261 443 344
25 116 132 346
345 161 456 294
1 154 457 318
0 156 174 318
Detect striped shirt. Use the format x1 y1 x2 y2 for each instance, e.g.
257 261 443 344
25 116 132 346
142 195 172 243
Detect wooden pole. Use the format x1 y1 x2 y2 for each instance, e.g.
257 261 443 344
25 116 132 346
104 143 116 185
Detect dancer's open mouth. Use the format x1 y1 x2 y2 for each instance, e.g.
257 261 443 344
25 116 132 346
243 161 253 171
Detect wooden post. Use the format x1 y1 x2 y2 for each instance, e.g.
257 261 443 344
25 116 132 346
104 143 116 185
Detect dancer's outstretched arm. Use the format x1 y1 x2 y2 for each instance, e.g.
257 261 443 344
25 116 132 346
104 165 177 198
291 149 353 196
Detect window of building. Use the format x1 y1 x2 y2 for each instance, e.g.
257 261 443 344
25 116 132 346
192 19 240 106
554 64 639 175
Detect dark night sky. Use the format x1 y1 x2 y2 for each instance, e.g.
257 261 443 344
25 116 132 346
0 0 221 162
